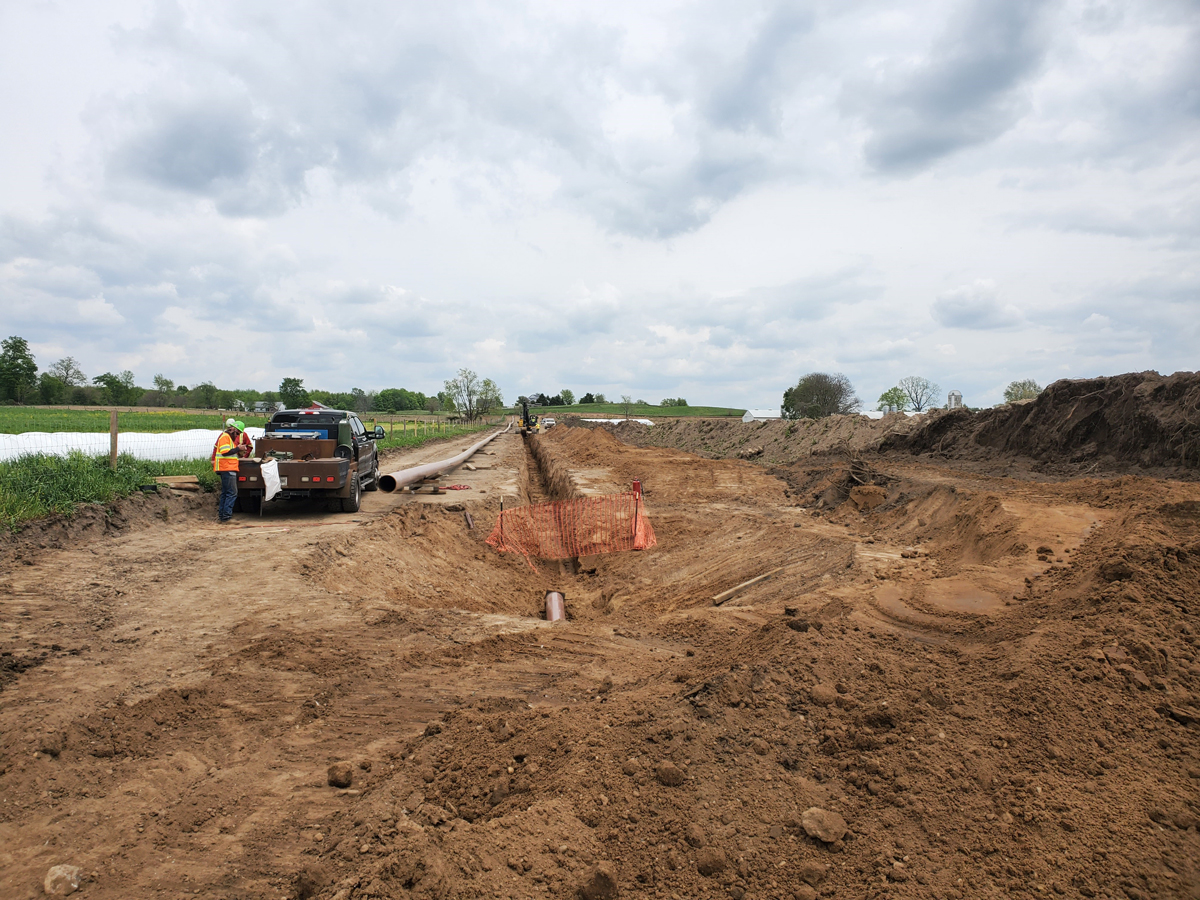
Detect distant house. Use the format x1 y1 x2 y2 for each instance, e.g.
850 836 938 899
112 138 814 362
254 401 285 413
742 409 782 423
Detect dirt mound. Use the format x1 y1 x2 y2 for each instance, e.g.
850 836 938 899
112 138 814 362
609 412 927 465
881 370 1200 475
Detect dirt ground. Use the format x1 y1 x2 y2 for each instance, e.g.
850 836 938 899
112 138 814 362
2 388 1199 900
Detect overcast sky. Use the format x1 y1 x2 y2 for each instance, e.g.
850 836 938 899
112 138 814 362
2 0 1197 410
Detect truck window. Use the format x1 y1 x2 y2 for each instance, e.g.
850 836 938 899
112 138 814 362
350 416 366 438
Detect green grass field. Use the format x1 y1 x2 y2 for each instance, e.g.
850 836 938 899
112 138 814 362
0 407 270 434
0 407 491 435
0 453 219 531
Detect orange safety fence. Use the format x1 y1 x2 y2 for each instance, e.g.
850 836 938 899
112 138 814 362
486 490 656 566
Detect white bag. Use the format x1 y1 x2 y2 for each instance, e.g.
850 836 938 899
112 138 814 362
261 458 282 503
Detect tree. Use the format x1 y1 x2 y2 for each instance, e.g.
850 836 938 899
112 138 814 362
349 387 373 413
898 375 941 412
559 389 575 406
193 381 219 408
621 394 633 418
0 336 38 403
477 378 503 418
660 397 688 407
38 373 68 405
445 368 500 421
593 392 607 404
153 373 174 394
426 396 443 415
579 393 595 404
782 372 861 419
877 387 908 412
49 357 87 387
1004 379 1042 402
279 377 309 408
92 371 140 405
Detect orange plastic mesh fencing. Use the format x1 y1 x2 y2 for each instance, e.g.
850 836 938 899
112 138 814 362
486 490 656 565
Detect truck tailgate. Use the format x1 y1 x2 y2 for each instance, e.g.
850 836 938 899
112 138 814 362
238 458 350 490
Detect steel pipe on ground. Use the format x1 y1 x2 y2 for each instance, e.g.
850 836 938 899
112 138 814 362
378 424 511 492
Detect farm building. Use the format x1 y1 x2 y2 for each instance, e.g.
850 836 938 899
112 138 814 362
742 409 782 423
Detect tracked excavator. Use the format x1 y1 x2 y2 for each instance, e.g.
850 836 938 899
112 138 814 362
519 399 540 435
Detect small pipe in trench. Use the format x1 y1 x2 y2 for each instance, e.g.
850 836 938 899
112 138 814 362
544 591 566 622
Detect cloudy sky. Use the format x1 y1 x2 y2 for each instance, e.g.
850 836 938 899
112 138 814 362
1 0 1197 410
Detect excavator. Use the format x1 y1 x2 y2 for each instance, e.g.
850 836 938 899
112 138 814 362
519 399 540 435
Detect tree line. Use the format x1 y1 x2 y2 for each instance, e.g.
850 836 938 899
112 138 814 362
0 336 477 416
781 371 1044 419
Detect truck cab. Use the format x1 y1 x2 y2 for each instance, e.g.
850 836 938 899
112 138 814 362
236 408 383 513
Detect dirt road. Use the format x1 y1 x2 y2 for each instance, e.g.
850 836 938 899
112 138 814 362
1 422 1198 899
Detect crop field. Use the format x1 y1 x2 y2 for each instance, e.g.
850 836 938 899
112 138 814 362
0 408 491 436
0 408 270 434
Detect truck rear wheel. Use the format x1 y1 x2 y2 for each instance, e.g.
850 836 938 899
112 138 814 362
236 493 262 515
341 474 361 512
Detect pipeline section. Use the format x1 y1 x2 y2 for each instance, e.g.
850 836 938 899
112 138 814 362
378 424 511 492
544 591 566 623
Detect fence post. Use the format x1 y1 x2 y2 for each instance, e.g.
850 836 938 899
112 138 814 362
109 410 119 470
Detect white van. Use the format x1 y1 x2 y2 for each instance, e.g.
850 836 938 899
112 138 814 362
541 417 557 429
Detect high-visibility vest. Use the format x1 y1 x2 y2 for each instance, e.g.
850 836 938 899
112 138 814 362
212 432 240 472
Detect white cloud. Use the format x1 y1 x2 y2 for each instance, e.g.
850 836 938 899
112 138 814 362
76 296 125 325
931 280 1025 330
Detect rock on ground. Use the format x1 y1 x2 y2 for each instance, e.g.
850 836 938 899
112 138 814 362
801 807 847 843
44 865 82 896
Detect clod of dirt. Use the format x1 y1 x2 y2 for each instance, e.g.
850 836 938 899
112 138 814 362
810 684 838 706
44 865 82 896
684 822 707 847
797 860 828 886
795 886 818 900
695 847 728 876
848 485 886 511
38 731 63 758
577 861 619 899
655 761 686 786
801 807 847 843
327 762 353 788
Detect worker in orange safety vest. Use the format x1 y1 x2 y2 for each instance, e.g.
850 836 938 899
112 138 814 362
212 422 242 523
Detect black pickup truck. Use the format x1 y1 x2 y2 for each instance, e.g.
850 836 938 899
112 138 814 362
235 408 384 513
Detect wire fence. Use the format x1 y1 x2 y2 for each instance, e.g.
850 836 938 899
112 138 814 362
0 428 264 464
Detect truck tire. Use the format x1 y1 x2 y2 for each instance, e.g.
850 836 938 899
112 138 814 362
341 474 361 512
363 458 380 491
237 493 262 515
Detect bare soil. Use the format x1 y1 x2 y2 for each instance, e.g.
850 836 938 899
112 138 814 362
2 394 1199 900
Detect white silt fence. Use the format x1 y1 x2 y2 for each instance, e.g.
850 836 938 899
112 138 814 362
0 428 267 463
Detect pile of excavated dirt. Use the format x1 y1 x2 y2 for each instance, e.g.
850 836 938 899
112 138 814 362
1 413 1199 900
608 370 1200 480
880 371 1200 476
